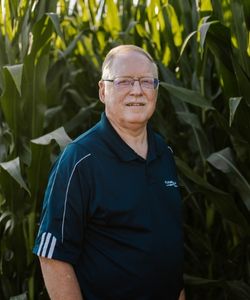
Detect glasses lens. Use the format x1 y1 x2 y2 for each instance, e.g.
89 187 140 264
140 78 155 89
114 78 132 88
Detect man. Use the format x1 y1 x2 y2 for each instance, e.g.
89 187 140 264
33 45 185 300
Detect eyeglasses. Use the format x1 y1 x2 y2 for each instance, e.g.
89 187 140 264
102 77 160 90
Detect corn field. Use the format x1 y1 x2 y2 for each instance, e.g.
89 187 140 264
0 0 250 299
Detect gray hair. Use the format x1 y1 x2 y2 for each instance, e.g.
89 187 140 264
101 45 158 79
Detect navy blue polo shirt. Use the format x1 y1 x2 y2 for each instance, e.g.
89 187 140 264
33 113 184 300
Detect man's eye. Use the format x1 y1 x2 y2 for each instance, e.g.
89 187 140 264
116 79 131 85
141 78 153 85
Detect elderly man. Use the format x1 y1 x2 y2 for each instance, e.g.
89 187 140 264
33 45 185 300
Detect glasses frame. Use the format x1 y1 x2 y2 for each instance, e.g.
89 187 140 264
102 77 160 90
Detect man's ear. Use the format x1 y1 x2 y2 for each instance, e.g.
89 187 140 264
98 80 105 104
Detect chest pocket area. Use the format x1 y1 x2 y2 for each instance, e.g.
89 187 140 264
92 176 151 230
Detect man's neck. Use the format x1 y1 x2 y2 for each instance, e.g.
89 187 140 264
108 118 148 159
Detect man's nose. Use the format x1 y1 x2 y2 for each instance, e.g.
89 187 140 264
130 80 143 93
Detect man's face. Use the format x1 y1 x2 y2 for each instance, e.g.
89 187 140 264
99 51 158 130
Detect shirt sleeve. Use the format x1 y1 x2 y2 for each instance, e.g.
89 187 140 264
33 143 92 264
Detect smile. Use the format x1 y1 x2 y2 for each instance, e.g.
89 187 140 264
126 103 145 106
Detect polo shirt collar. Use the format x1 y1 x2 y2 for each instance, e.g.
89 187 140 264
98 113 165 162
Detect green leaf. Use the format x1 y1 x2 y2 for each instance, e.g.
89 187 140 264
21 15 54 138
10 293 28 300
160 82 214 109
0 66 22 141
232 59 250 107
199 19 219 51
135 23 150 39
165 4 183 47
3 64 23 96
231 1 249 71
175 156 227 195
205 23 233 73
63 31 83 57
26 143 52 250
176 112 201 129
184 274 224 286
0 157 30 195
46 12 64 41
0 211 15 236
242 0 250 30
184 275 250 299
229 97 242 126
28 15 53 57
179 30 197 58
207 147 250 211
176 156 249 230
225 280 250 300
31 127 72 150
64 101 100 132
105 0 121 33
176 111 211 162
200 0 213 11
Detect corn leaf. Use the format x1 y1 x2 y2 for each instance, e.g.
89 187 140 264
3 64 23 96
46 12 64 41
0 157 30 195
176 156 249 230
207 147 250 211
0 66 22 142
160 82 214 109
229 97 242 126
31 127 72 150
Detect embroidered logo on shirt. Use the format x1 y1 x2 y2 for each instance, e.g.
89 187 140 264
164 180 178 188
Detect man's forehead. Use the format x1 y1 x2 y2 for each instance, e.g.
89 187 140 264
113 50 150 61
110 53 157 77
113 51 155 67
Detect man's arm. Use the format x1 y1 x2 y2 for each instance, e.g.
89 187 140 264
39 257 83 300
178 289 185 300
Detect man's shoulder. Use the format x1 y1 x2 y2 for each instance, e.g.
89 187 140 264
53 123 102 168
72 122 101 149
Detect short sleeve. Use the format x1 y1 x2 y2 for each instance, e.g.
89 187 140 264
33 143 92 264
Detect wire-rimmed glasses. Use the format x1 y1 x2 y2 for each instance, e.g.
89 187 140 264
102 77 160 90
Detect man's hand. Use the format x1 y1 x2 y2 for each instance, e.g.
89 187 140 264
39 257 83 300
178 289 185 300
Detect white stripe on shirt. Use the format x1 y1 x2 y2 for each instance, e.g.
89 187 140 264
61 153 91 242
37 232 46 256
42 232 52 256
47 236 57 258
37 232 57 258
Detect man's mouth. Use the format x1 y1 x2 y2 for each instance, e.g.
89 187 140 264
126 103 145 106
